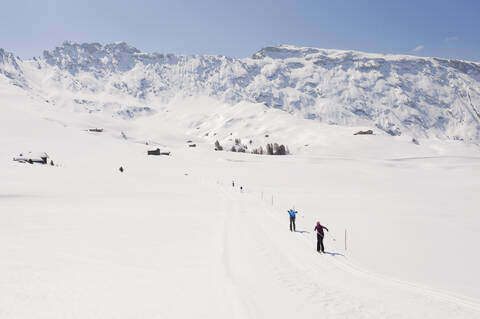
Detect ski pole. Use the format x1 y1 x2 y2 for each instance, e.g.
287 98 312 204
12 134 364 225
328 233 337 241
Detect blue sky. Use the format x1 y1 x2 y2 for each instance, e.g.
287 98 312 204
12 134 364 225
1 0 479 61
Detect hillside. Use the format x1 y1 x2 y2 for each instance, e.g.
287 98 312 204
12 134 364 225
1 42 480 318
1 91 480 318
1 42 480 143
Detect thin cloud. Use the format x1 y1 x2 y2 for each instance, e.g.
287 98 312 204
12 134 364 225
412 45 424 52
444 36 459 42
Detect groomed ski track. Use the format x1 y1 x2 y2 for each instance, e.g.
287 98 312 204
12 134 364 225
210 177 480 318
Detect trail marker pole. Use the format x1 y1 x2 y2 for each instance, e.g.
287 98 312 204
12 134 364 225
345 229 347 251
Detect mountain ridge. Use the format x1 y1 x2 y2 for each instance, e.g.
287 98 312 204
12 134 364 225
1 41 480 142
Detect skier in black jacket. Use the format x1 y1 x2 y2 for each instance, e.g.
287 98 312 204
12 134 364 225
314 221 329 253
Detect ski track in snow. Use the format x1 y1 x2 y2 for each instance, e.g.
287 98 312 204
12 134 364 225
201 177 480 318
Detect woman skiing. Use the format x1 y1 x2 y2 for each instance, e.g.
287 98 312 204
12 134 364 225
314 221 329 253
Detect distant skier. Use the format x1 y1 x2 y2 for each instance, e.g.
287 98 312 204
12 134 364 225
119 166 124 173
240 186 243 193
232 180 235 187
287 209 297 231
314 221 329 253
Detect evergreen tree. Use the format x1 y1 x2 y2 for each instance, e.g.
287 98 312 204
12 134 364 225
214 140 223 151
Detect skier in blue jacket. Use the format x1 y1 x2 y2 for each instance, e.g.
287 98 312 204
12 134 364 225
287 209 297 231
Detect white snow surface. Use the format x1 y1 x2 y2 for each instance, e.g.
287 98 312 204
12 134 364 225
1 43 480 318
1 42 480 141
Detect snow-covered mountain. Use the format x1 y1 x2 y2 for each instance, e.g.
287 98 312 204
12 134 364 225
2 42 480 318
0 48 27 88
1 41 480 142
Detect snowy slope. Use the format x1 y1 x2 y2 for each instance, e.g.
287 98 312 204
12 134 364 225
1 41 480 142
1 42 480 318
1 94 480 318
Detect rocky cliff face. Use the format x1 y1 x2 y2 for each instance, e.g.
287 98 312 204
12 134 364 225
1 42 480 141
0 48 27 88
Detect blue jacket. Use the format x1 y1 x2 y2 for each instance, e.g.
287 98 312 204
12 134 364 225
288 209 297 218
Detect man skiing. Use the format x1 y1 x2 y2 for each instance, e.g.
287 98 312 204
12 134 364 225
314 221 329 253
287 209 297 231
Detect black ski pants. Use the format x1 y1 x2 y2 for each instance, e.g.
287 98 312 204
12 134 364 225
317 234 324 252
289 216 296 231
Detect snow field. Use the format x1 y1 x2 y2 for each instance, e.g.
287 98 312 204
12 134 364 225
1 96 480 318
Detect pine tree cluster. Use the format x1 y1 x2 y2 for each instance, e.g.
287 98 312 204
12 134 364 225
214 140 289 155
